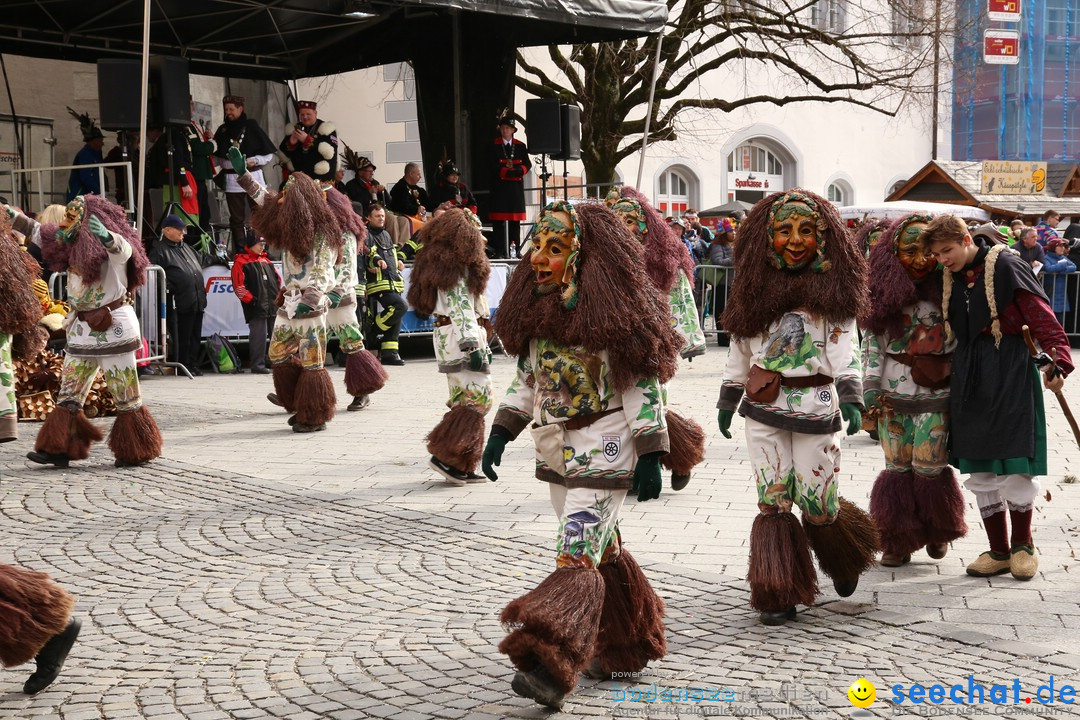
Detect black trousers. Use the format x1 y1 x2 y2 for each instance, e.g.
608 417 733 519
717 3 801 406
247 315 271 370
168 308 204 372
226 192 256 254
195 179 212 232
370 291 406 352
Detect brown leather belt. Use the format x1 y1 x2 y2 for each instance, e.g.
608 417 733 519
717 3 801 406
891 352 951 366
780 373 833 388
533 407 621 433
76 297 126 322
433 314 452 327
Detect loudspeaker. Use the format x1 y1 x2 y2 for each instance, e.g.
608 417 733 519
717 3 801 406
526 98 562 154
552 104 581 161
97 60 142 130
150 56 190 127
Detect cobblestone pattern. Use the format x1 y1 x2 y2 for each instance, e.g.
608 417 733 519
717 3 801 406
0 341 1078 718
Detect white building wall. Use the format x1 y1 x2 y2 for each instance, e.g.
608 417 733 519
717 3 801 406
301 4 940 214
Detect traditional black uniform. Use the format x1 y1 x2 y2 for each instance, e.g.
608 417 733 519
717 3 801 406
389 177 430 217
489 115 532 258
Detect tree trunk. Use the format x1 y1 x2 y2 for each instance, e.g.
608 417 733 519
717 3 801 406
580 43 624 188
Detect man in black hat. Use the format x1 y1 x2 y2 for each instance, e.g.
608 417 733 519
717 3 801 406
429 159 477 214
150 215 211 375
280 100 338 182
344 153 390 217
66 111 105 201
213 95 277 255
488 109 531 258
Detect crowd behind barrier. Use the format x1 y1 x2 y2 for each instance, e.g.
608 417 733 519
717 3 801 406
694 264 1080 343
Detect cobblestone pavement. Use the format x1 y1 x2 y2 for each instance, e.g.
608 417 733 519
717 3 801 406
2 338 1079 719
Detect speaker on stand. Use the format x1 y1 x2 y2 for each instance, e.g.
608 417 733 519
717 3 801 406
526 98 562 202
551 104 581 198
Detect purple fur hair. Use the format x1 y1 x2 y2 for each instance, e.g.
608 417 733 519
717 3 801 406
41 195 149 290
619 185 694 291
326 186 368 249
864 213 942 338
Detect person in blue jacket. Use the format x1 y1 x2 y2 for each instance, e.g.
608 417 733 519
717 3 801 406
1043 238 1076 327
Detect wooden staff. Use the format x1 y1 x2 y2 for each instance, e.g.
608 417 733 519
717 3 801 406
1022 324 1080 449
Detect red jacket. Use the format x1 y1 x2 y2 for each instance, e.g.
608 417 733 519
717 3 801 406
231 249 282 321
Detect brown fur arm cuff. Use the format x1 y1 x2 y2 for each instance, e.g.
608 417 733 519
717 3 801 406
717 382 744 411
836 376 863 409
633 428 669 457
493 407 530 440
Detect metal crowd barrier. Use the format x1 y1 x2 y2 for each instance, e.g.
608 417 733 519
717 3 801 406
45 264 192 377
0 161 135 215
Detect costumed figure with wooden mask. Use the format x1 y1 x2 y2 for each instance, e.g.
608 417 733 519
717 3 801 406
863 214 967 568
407 208 492 484
229 146 342 433
717 189 879 626
12 196 162 468
608 186 707 493
323 181 387 412
481 201 682 709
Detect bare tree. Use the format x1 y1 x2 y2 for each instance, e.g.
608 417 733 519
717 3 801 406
516 0 944 184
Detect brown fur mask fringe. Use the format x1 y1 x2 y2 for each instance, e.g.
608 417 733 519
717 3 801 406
251 173 343 261
722 188 868 340
407 209 490 316
619 185 694 291
325 186 367 251
864 214 943 338
495 202 681 391
0 217 44 335
40 195 150 290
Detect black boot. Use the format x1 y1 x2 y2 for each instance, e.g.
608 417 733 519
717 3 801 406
511 666 566 710
26 451 69 469
759 607 797 626
380 351 404 366
23 617 81 695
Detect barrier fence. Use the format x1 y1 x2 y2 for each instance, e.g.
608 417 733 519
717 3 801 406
694 264 1080 342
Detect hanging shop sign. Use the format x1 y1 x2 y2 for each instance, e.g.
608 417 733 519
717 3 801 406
983 29 1020 65
987 0 1021 23
980 160 1047 195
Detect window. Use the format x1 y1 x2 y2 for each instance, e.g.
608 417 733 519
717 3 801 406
890 0 926 44
827 183 846 205
811 0 847 33
656 168 691 215
727 144 784 175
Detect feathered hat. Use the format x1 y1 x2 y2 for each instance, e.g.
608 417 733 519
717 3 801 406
342 143 375 174
495 107 517 131
67 107 103 142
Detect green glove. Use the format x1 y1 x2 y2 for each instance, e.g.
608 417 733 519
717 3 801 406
633 452 663 502
88 215 112 245
863 389 882 412
482 429 510 481
717 409 734 439
3 205 14 219
227 146 248 177
327 291 342 309
840 402 862 436
468 349 486 372
295 302 314 316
